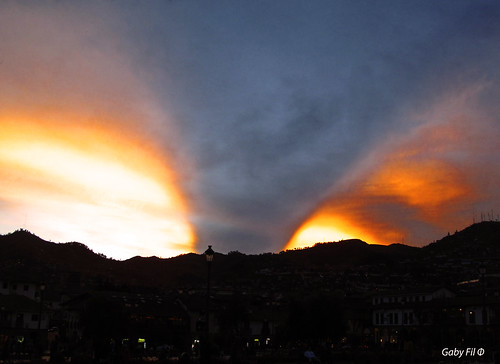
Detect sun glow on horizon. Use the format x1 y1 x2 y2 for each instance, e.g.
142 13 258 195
285 213 385 251
0 117 195 260
285 87 497 251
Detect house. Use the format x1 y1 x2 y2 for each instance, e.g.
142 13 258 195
371 287 455 327
0 280 43 301
371 287 456 346
0 294 49 332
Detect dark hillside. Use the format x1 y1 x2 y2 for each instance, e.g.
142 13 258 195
276 239 419 270
0 229 109 273
1 222 499 291
423 221 500 258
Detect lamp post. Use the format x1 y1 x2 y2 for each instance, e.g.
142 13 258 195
204 245 214 364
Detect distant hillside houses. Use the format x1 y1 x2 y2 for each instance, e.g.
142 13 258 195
0 279 49 337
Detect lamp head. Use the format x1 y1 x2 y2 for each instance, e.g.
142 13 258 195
205 245 214 262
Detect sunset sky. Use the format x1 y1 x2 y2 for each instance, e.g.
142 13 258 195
1 1 499 259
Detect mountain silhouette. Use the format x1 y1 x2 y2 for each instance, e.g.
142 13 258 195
1 221 499 290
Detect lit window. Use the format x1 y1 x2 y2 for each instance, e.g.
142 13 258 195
469 311 475 324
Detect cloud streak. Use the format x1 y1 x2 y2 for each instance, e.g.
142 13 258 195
0 2 194 259
287 84 500 248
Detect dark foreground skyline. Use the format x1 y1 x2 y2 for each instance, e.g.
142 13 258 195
0 221 499 363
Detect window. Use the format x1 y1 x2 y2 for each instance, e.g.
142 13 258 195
31 314 39 322
403 312 408 325
375 313 380 325
394 313 399 325
15 313 24 327
409 312 414 324
24 285 29 291
469 311 476 324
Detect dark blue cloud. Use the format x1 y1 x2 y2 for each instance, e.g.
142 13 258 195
107 0 500 253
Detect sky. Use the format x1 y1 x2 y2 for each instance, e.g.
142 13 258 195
1 1 499 259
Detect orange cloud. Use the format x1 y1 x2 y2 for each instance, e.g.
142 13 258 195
0 4 197 259
0 117 195 259
286 87 498 250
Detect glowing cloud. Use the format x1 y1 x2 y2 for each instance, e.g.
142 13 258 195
0 3 196 259
286 86 500 250
0 119 195 259
286 214 371 250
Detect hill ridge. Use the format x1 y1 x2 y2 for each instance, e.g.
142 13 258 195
1 221 499 289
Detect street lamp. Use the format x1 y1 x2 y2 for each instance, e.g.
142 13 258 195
205 245 214 263
203 245 214 364
205 245 214 323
